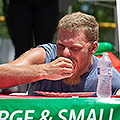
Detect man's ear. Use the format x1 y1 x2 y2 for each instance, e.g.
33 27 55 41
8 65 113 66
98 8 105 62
90 41 98 55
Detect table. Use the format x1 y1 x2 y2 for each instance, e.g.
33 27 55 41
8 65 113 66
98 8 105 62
0 95 120 120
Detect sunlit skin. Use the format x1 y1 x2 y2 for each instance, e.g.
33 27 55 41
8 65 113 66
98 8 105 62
57 29 94 85
0 27 98 88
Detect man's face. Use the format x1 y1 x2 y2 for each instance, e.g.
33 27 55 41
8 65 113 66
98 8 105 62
57 29 92 78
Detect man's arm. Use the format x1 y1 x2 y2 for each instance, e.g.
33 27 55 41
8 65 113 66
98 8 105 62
0 47 73 89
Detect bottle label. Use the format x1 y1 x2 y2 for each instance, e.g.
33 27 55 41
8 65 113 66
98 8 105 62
98 67 112 76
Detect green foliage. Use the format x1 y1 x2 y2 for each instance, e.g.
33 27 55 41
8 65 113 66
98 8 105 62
0 0 3 15
72 1 115 22
0 0 10 39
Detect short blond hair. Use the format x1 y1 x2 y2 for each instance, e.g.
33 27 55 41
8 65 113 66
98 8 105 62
58 12 99 43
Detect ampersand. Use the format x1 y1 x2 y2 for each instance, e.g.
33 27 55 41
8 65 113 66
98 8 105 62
39 110 50 120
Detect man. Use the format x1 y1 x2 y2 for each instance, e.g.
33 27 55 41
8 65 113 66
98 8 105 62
0 12 120 95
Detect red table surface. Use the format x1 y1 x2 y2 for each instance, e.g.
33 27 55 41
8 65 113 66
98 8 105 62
0 94 79 99
0 94 119 99
0 94 98 99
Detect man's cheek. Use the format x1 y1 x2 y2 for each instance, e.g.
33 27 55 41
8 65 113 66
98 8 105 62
57 50 62 57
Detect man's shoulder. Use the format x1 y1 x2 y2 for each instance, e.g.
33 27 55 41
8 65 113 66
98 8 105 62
112 67 120 78
37 43 57 63
37 43 56 50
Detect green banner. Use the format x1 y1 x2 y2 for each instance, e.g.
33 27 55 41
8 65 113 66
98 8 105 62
0 98 120 120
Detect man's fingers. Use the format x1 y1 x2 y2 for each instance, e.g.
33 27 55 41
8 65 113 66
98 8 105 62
57 57 73 64
61 67 73 73
57 61 73 68
62 73 73 78
44 57 74 80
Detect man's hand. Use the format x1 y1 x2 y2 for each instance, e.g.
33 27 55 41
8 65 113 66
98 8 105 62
43 57 73 80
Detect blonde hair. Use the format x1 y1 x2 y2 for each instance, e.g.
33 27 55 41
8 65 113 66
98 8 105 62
58 12 99 43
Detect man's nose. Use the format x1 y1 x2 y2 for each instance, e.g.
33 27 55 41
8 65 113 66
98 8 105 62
62 47 71 57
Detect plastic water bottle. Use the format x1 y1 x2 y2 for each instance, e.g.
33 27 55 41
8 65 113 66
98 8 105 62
97 52 112 98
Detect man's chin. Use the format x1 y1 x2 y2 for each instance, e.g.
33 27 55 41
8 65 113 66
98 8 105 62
62 75 80 86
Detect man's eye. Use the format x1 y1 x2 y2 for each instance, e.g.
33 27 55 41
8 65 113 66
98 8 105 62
70 47 81 51
57 44 64 48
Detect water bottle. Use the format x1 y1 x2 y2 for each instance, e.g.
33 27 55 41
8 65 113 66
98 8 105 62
97 52 112 98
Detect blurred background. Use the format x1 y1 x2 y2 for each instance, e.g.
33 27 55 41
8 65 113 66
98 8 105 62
0 0 119 59
0 0 119 94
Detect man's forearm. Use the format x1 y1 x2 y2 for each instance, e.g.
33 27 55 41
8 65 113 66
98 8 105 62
0 57 73 89
0 64 45 89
